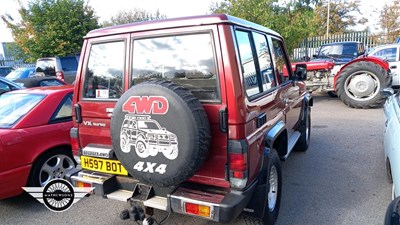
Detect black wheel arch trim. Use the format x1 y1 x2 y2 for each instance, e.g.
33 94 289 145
265 120 286 149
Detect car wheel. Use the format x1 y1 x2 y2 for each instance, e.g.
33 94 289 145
244 148 282 225
135 138 149 159
28 149 76 187
294 107 311 152
120 132 130 153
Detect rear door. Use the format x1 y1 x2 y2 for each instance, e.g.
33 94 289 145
129 26 229 186
76 34 129 149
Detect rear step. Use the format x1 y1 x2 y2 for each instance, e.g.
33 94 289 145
144 196 168 211
70 170 168 211
107 189 133 202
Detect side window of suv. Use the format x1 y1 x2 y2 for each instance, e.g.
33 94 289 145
253 32 276 90
235 30 276 98
270 37 291 83
235 30 260 97
131 32 219 102
83 41 124 99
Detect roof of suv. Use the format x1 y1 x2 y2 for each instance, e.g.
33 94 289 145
86 14 281 39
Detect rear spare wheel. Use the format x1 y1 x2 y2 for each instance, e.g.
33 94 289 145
110 81 211 187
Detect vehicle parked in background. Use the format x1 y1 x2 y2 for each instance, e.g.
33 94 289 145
14 76 67 88
382 88 400 199
367 43 400 88
312 41 365 65
35 55 79 84
0 77 67 96
5 67 35 81
0 85 75 199
0 66 14 77
0 77 24 95
291 41 391 109
67 14 312 225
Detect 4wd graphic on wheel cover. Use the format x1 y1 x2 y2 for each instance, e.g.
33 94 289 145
120 114 179 160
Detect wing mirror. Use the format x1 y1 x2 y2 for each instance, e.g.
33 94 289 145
294 63 307 81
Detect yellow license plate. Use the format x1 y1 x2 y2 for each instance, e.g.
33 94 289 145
80 156 128 175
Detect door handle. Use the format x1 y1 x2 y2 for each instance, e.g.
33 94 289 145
390 65 397 69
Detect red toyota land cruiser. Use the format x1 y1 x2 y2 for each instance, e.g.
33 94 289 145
67 14 312 225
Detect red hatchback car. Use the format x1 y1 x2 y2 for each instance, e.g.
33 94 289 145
0 85 75 199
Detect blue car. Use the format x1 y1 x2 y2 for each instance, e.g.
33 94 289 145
5 67 35 81
383 88 400 199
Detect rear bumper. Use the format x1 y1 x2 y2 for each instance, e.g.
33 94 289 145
67 169 256 223
0 164 31 199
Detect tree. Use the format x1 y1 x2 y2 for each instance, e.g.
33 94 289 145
1 0 99 62
313 0 367 35
379 0 400 42
209 0 317 55
102 9 167 27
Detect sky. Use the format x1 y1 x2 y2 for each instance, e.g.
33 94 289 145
0 0 393 42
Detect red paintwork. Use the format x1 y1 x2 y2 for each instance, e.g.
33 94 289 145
333 56 390 89
0 85 74 199
284 61 335 76
73 14 305 190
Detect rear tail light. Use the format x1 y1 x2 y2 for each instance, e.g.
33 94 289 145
76 181 91 188
228 140 249 189
56 71 65 81
184 202 212 218
70 127 80 163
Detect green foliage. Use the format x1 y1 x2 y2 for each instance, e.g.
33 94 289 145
1 0 99 62
313 0 367 35
209 0 317 55
102 9 167 27
379 0 400 42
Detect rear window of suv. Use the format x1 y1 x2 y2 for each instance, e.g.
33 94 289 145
60 56 78 71
36 59 56 76
131 32 220 102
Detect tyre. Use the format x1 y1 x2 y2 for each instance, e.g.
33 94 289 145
120 132 130 153
135 138 149 158
28 148 76 187
384 196 400 225
335 61 390 109
110 80 211 187
294 107 311 152
244 149 282 225
327 91 337 98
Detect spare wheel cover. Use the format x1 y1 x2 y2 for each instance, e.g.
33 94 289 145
110 81 211 187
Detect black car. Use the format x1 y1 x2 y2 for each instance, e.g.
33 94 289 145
14 77 67 88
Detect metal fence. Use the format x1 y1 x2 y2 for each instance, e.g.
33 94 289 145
0 56 35 68
292 31 397 61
